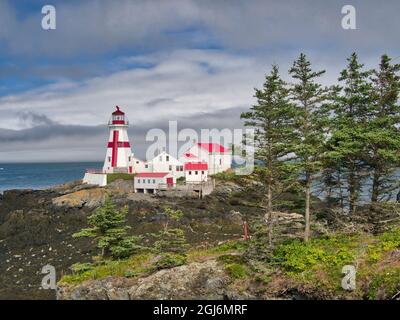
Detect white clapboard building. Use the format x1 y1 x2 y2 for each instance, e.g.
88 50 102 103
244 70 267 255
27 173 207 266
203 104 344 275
134 172 175 194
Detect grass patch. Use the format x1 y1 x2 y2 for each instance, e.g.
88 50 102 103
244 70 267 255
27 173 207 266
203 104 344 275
107 173 134 184
187 240 246 262
367 266 400 299
59 253 154 285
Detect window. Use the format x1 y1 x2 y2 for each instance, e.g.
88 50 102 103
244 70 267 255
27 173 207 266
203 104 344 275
153 179 155 183
159 156 162 161
136 161 139 164
189 171 192 175
108 157 111 162
148 179 151 184
128 156 131 161
195 171 198 175
180 166 183 171
166 155 169 162
201 171 204 175
176 166 179 171
169 165 172 171
145 164 148 168
219 159 222 165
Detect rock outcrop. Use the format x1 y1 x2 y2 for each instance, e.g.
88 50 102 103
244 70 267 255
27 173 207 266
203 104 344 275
57 260 235 300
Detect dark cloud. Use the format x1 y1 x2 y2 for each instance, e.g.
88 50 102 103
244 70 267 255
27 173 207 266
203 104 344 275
0 106 245 162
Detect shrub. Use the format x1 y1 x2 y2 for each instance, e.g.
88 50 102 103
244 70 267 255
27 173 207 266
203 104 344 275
155 253 187 269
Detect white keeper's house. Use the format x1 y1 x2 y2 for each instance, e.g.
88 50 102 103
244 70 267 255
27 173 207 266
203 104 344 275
83 106 232 190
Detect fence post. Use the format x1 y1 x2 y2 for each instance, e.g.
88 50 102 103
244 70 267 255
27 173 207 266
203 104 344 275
243 220 249 241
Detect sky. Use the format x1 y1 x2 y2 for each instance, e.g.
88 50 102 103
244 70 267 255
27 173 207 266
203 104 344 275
1 0 400 163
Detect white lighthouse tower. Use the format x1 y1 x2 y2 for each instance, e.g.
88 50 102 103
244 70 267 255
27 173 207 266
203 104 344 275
103 106 134 174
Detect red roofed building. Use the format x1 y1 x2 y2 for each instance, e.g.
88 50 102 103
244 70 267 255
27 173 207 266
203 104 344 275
184 142 231 175
185 162 208 183
184 162 208 171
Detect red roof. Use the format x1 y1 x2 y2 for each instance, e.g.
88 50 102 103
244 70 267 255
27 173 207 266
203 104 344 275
135 172 169 178
184 162 208 170
183 153 197 158
112 106 125 115
197 143 227 153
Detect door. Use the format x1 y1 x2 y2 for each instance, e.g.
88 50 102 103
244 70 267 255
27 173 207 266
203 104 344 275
166 177 173 187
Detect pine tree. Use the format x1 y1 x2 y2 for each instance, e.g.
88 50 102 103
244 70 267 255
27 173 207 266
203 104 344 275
73 196 142 259
241 65 297 246
367 54 400 203
289 53 330 241
327 53 372 214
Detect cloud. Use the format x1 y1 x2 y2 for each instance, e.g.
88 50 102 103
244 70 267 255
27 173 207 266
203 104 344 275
0 105 246 162
1 0 399 162
1 0 400 58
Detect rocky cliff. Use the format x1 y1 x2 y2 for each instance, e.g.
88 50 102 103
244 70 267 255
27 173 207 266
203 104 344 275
0 180 265 299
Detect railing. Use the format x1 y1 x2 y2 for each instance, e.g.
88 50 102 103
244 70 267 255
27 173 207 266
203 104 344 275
108 120 129 126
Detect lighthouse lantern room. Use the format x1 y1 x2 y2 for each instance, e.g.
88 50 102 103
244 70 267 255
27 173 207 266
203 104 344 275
103 106 134 174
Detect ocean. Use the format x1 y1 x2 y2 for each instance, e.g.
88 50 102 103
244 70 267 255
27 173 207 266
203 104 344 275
0 162 103 193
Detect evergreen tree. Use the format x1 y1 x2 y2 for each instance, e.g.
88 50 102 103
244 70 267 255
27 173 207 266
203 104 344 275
241 65 297 245
289 53 330 241
73 196 142 259
153 207 188 255
327 53 372 214
367 54 400 203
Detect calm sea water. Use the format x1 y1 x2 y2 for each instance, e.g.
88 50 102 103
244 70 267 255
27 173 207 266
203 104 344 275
0 162 103 192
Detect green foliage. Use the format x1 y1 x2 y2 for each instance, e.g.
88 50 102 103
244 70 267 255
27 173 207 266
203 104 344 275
225 263 249 280
212 170 242 182
152 207 189 256
367 267 400 299
367 228 400 262
73 196 143 259
107 173 134 184
153 228 188 254
70 262 94 274
272 236 356 274
154 253 187 270
326 53 373 212
110 236 144 259
176 176 185 185
218 254 250 280
60 253 154 285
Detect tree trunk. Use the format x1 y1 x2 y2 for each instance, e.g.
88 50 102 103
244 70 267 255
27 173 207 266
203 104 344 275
267 181 273 246
371 168 380 203
348 167 357 215
304 173 311 242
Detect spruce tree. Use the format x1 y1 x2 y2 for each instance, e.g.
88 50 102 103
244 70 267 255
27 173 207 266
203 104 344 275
289 53 330 241
73 196 142 259
327 53 372 214
241 65 297 245
367 54 400 203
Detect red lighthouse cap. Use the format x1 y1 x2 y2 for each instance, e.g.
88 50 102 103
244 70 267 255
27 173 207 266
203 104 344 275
112 106 125 115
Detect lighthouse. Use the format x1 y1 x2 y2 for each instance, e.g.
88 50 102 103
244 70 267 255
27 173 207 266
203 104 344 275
103 106 134 174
